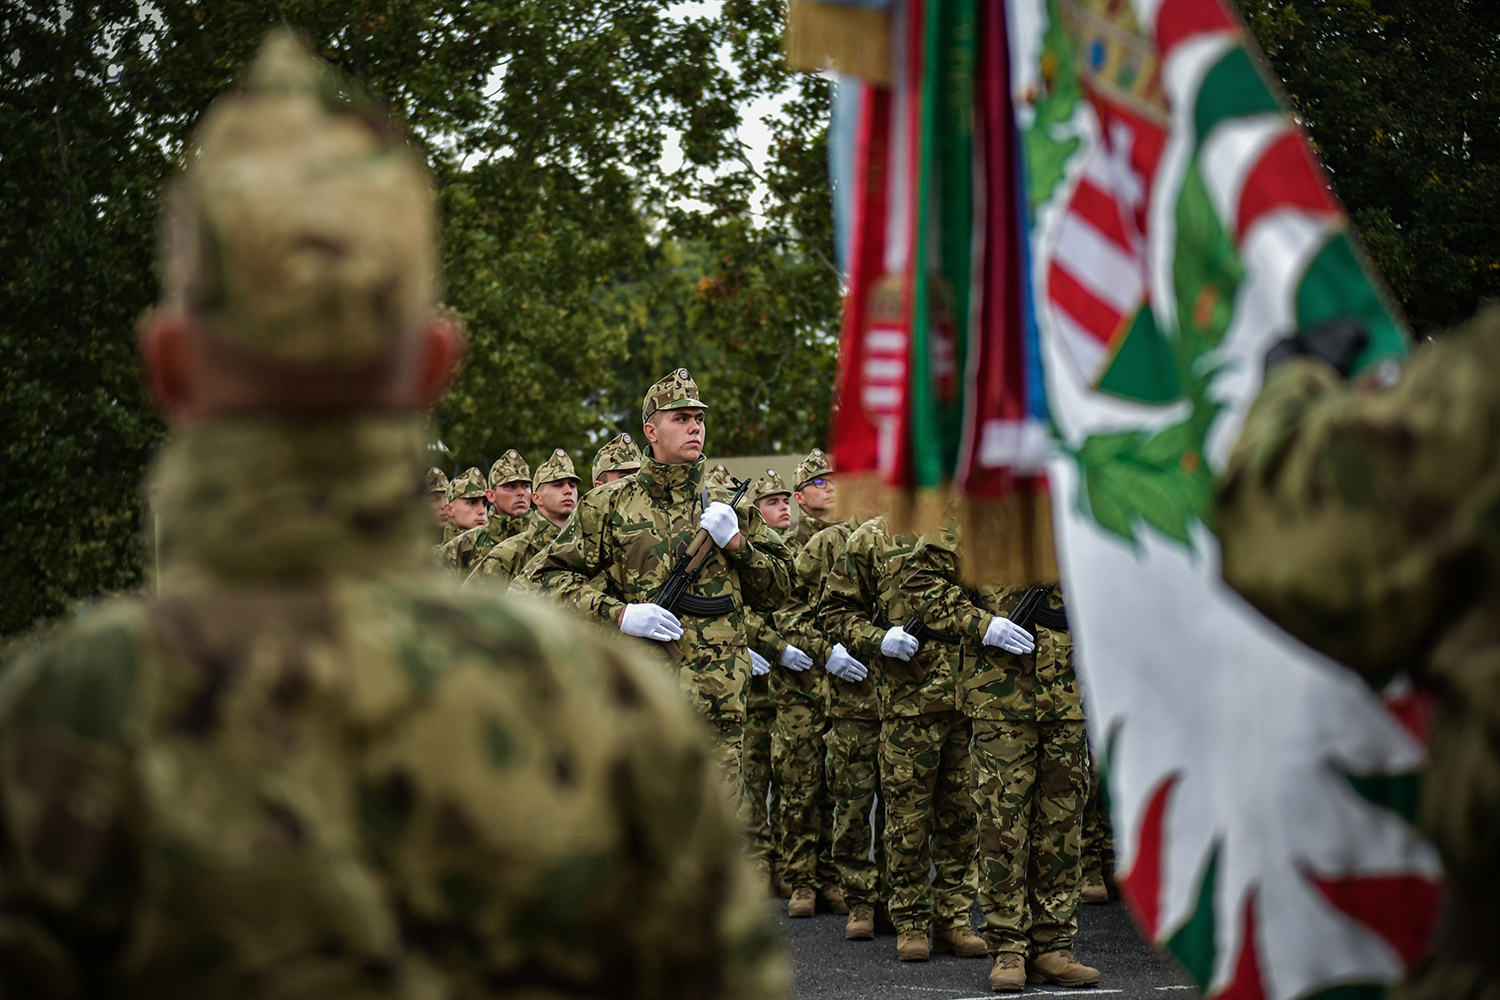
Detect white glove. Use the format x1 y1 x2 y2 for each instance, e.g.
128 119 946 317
983 615 1035 655
881 625 919 661
750 649 771 676
825 643 868 683
619 603 684 641
779 644 813 672
700 501 741 548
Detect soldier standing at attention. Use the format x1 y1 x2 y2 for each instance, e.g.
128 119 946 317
790 448 837 548
0 33 784 1000
437 466 493 574
904 527 1101 991
485 449 535 541
821 516 984 962
766 452 849 916
1218 308 1500 1000
742 470 821 900
425 465 449 540
468 448 579 587
590 432 642 488
532 369 796 795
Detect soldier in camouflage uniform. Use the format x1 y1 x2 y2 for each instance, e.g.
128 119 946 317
905 526 1101 990
486 449 535 541
790 448 838 548
1218 307 1500 1000
468 448 579 587
591 432 642 488
740 469 796 894
425 466 449 539
532 369 796 798
437 467 495 574
0 34 785 1000
769 451 851 919
821 515 983 961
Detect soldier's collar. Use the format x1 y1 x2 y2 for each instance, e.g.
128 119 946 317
151 415 434 587
635 453 704 505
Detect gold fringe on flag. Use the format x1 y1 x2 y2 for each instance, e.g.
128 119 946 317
785 0 892 84
834 474 1059 589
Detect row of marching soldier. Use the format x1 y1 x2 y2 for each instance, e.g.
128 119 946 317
433 367 1115 993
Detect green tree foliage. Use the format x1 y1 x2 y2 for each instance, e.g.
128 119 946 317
0 0 838 635
1234 0 1500 335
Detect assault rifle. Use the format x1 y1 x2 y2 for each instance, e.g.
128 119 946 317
1005 586 1068 672
653 475 755 662
898 613 965 685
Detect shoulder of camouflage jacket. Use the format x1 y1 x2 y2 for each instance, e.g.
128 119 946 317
0 586 785 997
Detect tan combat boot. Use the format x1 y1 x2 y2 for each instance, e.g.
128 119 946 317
844 904 875 940
932 925 987 957
896 929 931 962
1028 950 1101 987
1081 868 1109 904
988 953 1026 992
819 883 849 915
787 886 817 918
773 871 793 899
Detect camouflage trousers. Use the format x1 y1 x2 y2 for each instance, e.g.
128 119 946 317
880 711 976 933
741 695 778 878
824 717 884 908
707 715 744 810
1082 753 1114 879
771 702 835 888
971 719 1089 955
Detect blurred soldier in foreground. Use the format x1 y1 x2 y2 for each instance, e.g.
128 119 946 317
905 526 1100 991
0 33 784 1000
533 369 796 796
468 448 578 587
486 448 535 540
1219 309 1500 1000
591 432 642 488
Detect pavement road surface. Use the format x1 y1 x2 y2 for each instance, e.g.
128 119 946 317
777 898 1196 1000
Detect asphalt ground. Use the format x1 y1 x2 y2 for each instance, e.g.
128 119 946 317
775 896 1195 1000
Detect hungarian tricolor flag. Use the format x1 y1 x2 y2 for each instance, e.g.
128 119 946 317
799 0 1443 996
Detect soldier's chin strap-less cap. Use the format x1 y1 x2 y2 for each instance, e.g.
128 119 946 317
751 468 791 505
532 449 580 488
445 467 488 503
642 368 708 424
159 30 439 367
488 450 532 489
793 448 833 491
591 432 642 480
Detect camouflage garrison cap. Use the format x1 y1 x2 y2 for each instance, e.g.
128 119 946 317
751 468 791 504
424 466 449 496
704 463 735 492
488 449 532 489
794 448 834 490
533 448 579 487
642 367 708 423
159 31 438 367
591 432 642 480
445 467 488 502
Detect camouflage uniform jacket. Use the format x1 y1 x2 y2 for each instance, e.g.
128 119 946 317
0 418 785 1000
1218 307 1500 915
532 454 795 721
487 509 535 543
821 517 961 719
771 521 857 710
441 521 462 545
904 534 1081 721
470 516 563 587
790 510 836 552
438 522 498 576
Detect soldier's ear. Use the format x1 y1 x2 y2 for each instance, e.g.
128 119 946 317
138 307 200 418
406 313 466 409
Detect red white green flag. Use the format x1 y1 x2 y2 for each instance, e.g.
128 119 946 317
1011 0 1440 996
